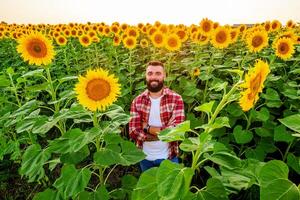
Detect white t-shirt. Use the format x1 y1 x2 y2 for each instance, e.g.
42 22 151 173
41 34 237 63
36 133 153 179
142 96 169 161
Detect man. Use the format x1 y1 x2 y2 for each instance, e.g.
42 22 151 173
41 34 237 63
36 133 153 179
129 61 185 172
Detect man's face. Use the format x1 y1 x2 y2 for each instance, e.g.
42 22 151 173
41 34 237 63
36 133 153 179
146 65 165 92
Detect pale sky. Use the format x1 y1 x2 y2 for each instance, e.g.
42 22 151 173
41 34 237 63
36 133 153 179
1 0 299 25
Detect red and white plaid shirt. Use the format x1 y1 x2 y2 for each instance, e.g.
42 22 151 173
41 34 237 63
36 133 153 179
129 87 185 159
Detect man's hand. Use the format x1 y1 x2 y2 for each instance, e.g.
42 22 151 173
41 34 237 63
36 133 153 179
142 122 161 136
145 133 159 141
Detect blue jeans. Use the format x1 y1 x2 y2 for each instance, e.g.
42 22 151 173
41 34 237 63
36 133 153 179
140 157 179 172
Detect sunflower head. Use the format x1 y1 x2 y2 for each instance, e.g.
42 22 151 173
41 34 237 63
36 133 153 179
55 35 67 46
199 18 213 35
75 68 121 112
79 34 92 47
271 20 281 31
150 31 165 48
17 32 55 66
211 26 231 49
286 20 295 29
192 68 201 76
140 38 149 48
113 35 121 46
176 28 188 42
273 37 295 60
165 33 181 51
122 36 137 49
246 29 269 53
239 60 270 111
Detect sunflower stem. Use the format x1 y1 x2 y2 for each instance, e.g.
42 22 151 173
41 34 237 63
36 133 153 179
8 73 21 107
46 67 65 134
93 111 101 151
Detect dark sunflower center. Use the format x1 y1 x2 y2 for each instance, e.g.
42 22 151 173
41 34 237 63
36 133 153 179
216 31 226 43
27 39 47 58
250 73 262 95
86 79 111 101
252 36 263 48
155 34 163 43
279 42 289 54
168 38 177 47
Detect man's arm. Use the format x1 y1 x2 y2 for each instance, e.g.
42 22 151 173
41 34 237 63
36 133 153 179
148 95 185 135
129 99 147 144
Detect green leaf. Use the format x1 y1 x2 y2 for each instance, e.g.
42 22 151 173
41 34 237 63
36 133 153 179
281 88 299 100
48 128 101 154
258 160 289 185
122 175 138 191
53 165 91 199
20 144 51 182
226 103 243 117
0 75 10 87
279 114 300 133
254 107 270 122
261 88 280 101
33 189 62 200
180 137 199 152
156 160 194 200
194 101 215 115
78 185 109 200
132 168 159 200
255 127 272 137
287 153 300 175
274 125 294 143
60 145 90 164
200 117 230 133
158 121 190 142
193 178 228 200
204 151 242 170
93 139 145 167
22 69 44 78
233 125 253 144
10 100 40 118
260 179 300 200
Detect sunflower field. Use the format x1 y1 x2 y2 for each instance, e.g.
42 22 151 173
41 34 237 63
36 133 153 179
0 19 300 200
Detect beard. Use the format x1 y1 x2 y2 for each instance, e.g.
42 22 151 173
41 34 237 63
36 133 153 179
146 80 164 92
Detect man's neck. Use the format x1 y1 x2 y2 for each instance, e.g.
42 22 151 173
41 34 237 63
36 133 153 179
149 89 163 99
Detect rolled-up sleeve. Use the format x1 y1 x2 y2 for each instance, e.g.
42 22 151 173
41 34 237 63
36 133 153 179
129 98 147 147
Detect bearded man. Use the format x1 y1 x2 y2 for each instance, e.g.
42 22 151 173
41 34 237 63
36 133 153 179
129 61 185 172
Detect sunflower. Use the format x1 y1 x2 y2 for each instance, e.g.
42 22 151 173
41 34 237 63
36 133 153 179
122 36 137 49
17 32 55 66
286 20 295 29
192 68 200 76
246 29 268 52
79 34 92 47
199 18 213 36
230 28 240 44
238 24 247 33
140 38 149 48
113 35 121 46
110 24 120 35
210 26 231 49
264 21 271 32
165 33 181 51
126 27 139 38
150 31 165 48
271 20 281 31
239 60 270 111
55 35 67 46
192 31 209 45
75 68 121 111
175 28 188 42
273 37 295 60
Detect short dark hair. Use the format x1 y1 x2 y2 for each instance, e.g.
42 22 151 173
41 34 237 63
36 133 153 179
147 60 164 69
